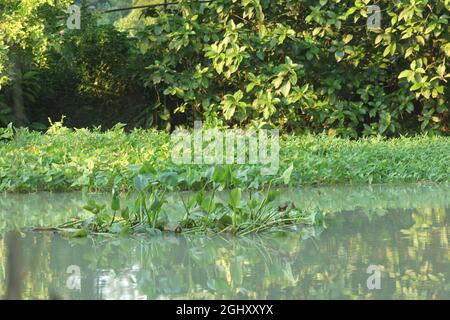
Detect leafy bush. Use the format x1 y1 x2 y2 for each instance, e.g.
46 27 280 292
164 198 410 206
0 0 448 135
133 0 449 136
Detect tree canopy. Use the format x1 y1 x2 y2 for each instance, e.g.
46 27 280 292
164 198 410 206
0 0 448 136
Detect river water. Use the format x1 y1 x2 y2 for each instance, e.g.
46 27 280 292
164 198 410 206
0 184 448 299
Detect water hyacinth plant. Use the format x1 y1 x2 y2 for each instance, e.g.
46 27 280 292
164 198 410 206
54 164 324 237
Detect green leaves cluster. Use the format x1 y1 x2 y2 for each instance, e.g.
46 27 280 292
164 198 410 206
0 0 72 86
62 163 305 236
0 0 447 135
134 0 449 136
0 124 448 193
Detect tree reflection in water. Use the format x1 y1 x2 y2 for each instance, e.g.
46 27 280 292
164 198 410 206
0 184 448 299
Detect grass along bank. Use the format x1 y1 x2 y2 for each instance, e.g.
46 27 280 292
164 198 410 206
0 123 449 193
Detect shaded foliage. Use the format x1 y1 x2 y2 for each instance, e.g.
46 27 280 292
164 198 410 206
0 0 449 135
134 0 449 136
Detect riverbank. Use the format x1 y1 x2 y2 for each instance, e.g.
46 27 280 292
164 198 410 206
0 124 448 193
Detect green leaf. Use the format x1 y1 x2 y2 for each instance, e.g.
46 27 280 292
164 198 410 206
437 64 446 77
159 172 179 188
343 34 353 44
229 188 242 209
272 76 283 89
133 175 149 192
416 35 425 46
280 81 291 97
212 166 227 184
110 195 120 212
246 82 256 92
425 24 436 34
383 45 391 57
201 196 216 213
374 35 383 45
150 196 163 211
398 70 413 79
111 190 120 211
219 214 232 226
121 207 130 221
405 47 414 58
267 190 281 202
281 163 294 185
410 82 421 91
83 199 105 215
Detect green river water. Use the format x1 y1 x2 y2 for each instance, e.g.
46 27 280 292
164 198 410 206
0 184 449 299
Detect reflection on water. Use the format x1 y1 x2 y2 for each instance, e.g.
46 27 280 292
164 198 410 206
0 184 449 299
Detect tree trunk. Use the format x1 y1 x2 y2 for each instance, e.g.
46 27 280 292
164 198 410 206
10 46 28 127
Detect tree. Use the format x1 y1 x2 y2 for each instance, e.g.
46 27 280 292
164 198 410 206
0 0 72 126
133 0 449 136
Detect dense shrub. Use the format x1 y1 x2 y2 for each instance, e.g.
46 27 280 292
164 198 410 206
134 0 449 136
0 0 448 136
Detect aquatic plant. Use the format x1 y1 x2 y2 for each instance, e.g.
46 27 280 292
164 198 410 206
55 165 323 236
0 124 448 193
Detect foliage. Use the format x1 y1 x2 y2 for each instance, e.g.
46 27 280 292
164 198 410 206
132 0 450 136
36 23 153 128
0 0 72 124
0 0 448 134
55 164 315 236
0 123 448 193
0 0 69 84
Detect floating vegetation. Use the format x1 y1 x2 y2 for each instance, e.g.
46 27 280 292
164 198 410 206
0 123 449 193
52 165 325 237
